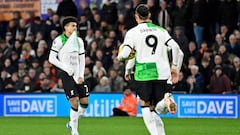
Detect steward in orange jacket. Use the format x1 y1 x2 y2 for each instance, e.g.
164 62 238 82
113 88 138 116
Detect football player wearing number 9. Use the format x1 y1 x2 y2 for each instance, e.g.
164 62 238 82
48 16 89 135
117 4 184 135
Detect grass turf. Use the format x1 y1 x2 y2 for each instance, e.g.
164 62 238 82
0 117 239 135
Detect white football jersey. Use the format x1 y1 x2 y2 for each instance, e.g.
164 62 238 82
51 31 85 83
123 22 173 81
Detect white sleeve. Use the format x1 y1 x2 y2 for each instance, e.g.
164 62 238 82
48 38 70 73
117 45 132 61
78 38 85 79
117 31 134 61
177 49 184 71
167 39 184 72
125 59 135 75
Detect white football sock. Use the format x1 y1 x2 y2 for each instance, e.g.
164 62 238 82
155 99 168 114
70 108 79 134
78 105 87 118
141 107 159 135
152 111 166 135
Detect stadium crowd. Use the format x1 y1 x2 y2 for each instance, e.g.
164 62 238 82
0 0 240 94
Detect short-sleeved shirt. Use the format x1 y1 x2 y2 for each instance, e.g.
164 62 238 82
123 22 172 81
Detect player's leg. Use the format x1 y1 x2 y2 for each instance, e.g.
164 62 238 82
68 97 80 135
78 97 88 117
151 80 170 135
136 81 159 135
77 83 89 118
61 71 79 135
151 111 165 135
155 83 177 114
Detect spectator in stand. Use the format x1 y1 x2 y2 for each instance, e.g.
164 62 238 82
5 32 14 47
99 20 113 38
40 77 55 93
30 59 42 77
188 65 204 93
84 66 97 92
0 39 12 59
92 14 102 31
0 69 11 92
93 29 105 48
211 54 235 83
108 30 118 47
28 68 38 84
17 75 37 93
183 41 201 64
216 43 229 64
102 37 114 71
12 39 22 56
25 11 35 26
108 68 125 92
35 45 48 65
16 19 29 39
2 72 21 93
93 76 111 92
172 26 189 53
232 57 240 92
50 78 64 93
6 20 17 38
79 14 92 40
109 57 125 77
171 0 188 33
218 0 238 34
199 57 212 93
186 75 201 94
86 40 98 59
47 30 59 48
45 8 55 21
92 60 107 78
95 69 107 84
10 51 19 68
211 34 225 55
56 0 78 19
199 41 209 58
219 25 230 43
29 16 45 38
147 0 159 23
45 14 62 40
85 56 94 72
85 29 94 47
114 13 126 42
3 58 17 74
187 0 208 49
182 56 198 78
172 71 188 93
209 66 232 94
94 49 104 63
154 0 172 29
112 87 138 116
226 34 240 58
101 0 118 26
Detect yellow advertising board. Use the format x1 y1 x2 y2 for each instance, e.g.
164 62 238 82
0 0 40 21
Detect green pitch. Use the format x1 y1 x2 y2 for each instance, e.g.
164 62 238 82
0 117 239 135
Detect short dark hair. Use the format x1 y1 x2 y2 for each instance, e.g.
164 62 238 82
61 16 78 30
135 4 150 20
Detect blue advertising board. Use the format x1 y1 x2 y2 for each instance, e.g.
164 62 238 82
0 94 239 118
177 95 238 118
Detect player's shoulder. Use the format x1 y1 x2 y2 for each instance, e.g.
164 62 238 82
52 36 62 44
